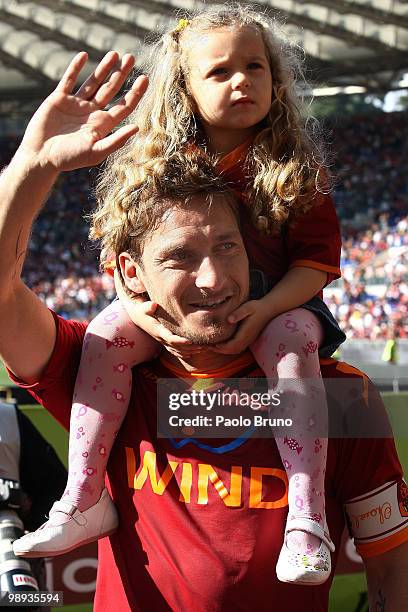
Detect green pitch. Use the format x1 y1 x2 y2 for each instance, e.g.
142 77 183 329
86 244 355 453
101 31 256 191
0 364 11 387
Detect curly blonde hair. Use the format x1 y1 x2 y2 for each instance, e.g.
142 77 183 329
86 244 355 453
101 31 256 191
91 3 327 262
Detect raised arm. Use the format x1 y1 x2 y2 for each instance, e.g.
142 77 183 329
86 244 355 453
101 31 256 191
0 51 147 383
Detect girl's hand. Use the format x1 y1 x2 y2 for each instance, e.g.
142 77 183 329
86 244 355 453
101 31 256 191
19 51 148 172
114 272 202 359
211 300 270 355
126 301 203 359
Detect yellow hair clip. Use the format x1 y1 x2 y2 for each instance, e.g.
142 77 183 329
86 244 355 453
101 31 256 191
175 18 189 32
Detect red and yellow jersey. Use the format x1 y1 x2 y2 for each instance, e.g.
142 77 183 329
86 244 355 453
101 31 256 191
9 314 407 612
217 140 342 289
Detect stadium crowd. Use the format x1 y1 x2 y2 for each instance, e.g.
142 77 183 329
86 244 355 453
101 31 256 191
1 110 407 339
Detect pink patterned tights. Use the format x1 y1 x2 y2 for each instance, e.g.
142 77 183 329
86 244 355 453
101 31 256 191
61 301 158 518
251 308 328 554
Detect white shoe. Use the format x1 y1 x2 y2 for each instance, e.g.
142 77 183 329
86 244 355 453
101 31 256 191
12 488 118 558
276 518 335 585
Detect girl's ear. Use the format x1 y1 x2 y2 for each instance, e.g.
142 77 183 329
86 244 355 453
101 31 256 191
118 252 146 294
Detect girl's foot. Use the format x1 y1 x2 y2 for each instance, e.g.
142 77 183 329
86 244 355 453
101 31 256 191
12 488 118 558
286 529 321 554
276 518 335 585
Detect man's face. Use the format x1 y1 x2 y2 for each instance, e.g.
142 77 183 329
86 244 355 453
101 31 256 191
135 196 249 344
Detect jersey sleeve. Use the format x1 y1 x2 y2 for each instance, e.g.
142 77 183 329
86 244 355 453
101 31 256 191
7 311 87 430
344 479 408 559
286 192 342 286
336 391 408 559
324 359 408 558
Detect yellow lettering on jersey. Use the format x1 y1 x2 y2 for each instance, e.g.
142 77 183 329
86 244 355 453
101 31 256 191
198 464 242 507
129 449 179 495
179 462 192 503
126 449 288 510
249 467 288 509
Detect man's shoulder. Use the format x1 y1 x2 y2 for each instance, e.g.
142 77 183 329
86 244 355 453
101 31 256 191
7 313 88 430
47 311 88 371
320 358 368 380
54 311 88 339
8 312 87 387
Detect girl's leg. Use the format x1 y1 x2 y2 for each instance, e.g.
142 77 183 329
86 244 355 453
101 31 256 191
251 308 328 555
12 301 159 556
62 300 159 513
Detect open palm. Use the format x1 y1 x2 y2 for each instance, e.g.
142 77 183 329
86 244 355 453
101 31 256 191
20 51 148 172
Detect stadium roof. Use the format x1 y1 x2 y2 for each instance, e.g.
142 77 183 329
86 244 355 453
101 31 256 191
0 0 408 102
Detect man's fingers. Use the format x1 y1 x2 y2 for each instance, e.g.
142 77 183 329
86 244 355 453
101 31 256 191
108 75 148 123
91 124 139 160
56 52 88 94
76 51 119 100
93 54 136 109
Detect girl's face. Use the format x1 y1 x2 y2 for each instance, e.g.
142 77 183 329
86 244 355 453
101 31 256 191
186 26 272 154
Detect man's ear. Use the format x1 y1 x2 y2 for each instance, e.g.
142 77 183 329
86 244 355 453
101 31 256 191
118 252 147 294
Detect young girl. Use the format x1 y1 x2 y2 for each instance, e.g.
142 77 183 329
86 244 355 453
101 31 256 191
15 5 345 584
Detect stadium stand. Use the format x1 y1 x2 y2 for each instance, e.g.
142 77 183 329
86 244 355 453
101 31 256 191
1 110 406 340
0 5 406 610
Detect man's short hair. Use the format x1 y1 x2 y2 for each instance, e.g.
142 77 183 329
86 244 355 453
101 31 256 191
114 153 241 264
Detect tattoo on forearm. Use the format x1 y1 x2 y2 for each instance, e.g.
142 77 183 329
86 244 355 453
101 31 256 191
375 588 386 611
12 228 27 280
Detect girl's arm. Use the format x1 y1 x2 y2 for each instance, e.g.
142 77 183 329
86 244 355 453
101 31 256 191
252 266 327 320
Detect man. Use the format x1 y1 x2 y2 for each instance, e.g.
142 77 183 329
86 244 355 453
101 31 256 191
0 52 407 611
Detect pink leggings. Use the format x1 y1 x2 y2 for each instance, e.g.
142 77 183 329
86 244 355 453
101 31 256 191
64 302 327 550
251 308 327 539
64 300 158 507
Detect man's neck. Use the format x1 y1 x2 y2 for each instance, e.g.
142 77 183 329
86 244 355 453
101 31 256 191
163 348 237 373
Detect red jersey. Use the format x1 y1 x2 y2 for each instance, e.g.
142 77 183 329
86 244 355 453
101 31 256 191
216 141 342 288
10 314 408 612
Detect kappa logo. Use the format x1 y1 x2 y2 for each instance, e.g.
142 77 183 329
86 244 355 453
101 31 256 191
398 481 408 517
126 448 288 509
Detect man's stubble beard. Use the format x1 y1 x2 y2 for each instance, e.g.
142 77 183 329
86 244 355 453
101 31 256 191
155 308 237 345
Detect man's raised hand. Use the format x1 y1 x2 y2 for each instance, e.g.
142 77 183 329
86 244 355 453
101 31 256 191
19 51 148 172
